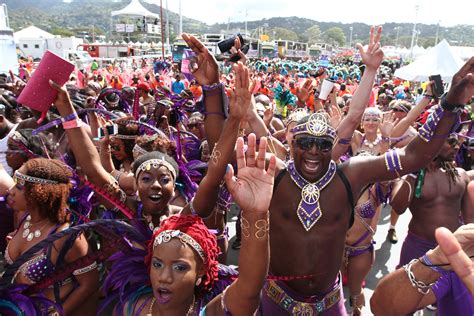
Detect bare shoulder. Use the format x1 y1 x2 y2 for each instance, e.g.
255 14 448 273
467 169 474 182
456 168 470 184
119 293 152 316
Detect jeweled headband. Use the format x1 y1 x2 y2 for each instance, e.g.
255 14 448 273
291 112 336 141
112 134 137 140
14 170 59 185
135 158 177 180
153 230 206 263
132 144 148 159
362 107 382 120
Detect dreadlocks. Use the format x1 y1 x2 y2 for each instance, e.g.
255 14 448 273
440 161 460 191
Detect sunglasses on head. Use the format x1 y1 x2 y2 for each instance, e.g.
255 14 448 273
295 137 333 152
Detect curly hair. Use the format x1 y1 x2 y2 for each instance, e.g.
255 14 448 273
23 158 72 223
135 134 176 157
15 129 55 158
145 215 219 297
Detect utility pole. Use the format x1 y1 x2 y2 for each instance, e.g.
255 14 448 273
166 0 170 52
435 20 440 45
349 26 353 48
410 4 419 59
395 26 400 47
179 0 182 35
244 10 248 37
160 0 164 58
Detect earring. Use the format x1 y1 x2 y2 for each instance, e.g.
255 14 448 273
195 277 202 286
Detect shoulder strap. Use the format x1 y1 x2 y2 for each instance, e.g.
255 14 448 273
336 167 355 229
273 167 287 193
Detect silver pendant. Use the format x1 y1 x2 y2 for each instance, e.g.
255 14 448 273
27 232 34 241
368 143 374 149
23 228 30 238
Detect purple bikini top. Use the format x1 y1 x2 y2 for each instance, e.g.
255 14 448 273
356 199 376 219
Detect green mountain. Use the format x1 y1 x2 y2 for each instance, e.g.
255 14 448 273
4 0 473 47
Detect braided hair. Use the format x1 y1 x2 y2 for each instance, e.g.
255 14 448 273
145 215 219 298
440 161 460 191
23 158 72 223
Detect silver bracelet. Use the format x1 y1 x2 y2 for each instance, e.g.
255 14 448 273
403 259 435 295
73 261 98 276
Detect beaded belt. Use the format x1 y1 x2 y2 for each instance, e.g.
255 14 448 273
264 280 341 315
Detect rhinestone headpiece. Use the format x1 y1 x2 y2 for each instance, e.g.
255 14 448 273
153 230 206 263
112 134 138 140
132 144 148 159
291 112 336 141
14 170 59 185
135 158 177 179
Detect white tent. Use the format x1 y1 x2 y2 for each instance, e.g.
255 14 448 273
394 40 465 82
14 25 54 42
111 0 159 18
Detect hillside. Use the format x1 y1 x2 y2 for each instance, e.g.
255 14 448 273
4 0 473 47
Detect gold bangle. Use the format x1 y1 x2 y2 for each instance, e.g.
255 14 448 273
241 213 269 240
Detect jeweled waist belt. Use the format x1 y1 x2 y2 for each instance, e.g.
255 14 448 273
264 279 341 315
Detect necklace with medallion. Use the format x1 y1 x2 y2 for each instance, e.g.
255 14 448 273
287 160 337 231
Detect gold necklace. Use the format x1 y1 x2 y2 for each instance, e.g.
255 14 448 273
147 296 195 315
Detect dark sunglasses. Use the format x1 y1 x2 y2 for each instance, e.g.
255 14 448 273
295 137 333 152
110 144 121 151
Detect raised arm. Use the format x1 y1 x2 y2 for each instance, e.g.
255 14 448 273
332 26 384 161
205 134 276 316
390 86 433 138
347 57 474 191
49 81 115 189
182 63 252 217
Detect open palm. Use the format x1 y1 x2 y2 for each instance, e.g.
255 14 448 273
225 134 276 213
181 33 220 85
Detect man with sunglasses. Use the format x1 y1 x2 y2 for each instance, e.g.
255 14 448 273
260 57 474 315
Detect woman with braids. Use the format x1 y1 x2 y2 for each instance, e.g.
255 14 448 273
3 158 99 315
102 132 275 315
391 134 474 271
50 62 255 243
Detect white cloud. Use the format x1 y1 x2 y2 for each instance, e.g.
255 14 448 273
148 0 472 27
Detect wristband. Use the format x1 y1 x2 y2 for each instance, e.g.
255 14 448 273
422 94 434 99
63 118 85 129
202 82 223 97
440 93 464 112
419 254 450 275
32 112 78 135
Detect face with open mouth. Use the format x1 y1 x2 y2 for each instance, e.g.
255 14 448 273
292 135 332 182
137 166 175 215
150 238 203 311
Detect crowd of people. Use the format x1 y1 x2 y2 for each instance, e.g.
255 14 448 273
0 26 473 315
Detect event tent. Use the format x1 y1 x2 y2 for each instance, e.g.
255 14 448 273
111 0 159 19
394 39 464 82
14 25 54 42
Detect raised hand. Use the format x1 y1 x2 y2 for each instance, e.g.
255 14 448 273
227 62 255 121
225 134 276 213
380 111 399 137
356 26 384 71
446 57 474 105
295 79 313 103
430 224 474 295
263 103 275 127
49 79 73 111
181 33 219 85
